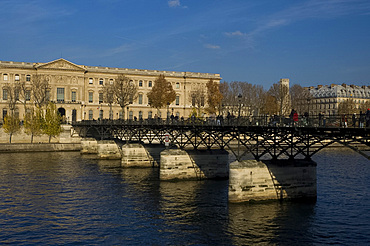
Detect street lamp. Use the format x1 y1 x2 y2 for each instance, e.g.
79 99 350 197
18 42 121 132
167 102 170 123
126 100 133 121
237 93 242 161
238 94 242 118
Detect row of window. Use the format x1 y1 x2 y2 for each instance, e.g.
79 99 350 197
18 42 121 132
87 77 181 89
1 87 181 106
2 89 31 101
1 74 182 91
86 109 181 120
2 74 31 81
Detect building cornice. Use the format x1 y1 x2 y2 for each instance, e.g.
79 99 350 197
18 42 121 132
0 59 221 80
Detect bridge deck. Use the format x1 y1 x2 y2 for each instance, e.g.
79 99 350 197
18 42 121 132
72 118 370 161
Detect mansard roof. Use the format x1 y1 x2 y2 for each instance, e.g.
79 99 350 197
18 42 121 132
308 83 370 99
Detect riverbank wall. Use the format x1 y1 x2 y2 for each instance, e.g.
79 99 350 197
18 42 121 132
0 124 82 152
0 143 81 153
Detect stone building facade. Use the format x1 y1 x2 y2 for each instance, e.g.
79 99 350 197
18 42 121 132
305 84 370 116
0 58 221 122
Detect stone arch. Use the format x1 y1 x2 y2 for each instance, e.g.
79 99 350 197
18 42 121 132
58 107 66 123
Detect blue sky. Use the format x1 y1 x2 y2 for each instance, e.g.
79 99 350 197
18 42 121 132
1 0 370 88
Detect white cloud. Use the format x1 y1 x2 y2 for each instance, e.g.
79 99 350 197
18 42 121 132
168 0 180 8
168 0 187 8
204 44 220 49
224 31 247 37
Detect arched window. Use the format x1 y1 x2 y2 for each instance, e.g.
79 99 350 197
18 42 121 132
3 74 8 81
148 81 152 87
109 79 113 85
89 78 93 84
15 74 20 81
99 78 104 85
176 82 180 89
26 75 31 81
138 94 143 104
139 80 143 87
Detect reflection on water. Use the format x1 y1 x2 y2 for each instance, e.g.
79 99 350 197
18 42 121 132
0 149 369 245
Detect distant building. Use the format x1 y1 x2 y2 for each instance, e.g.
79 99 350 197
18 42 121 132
0 58 221 122
305 84 370 115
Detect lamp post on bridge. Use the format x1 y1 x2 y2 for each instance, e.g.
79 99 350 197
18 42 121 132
238 94 242 125
237 93 242 161
126 100 133 121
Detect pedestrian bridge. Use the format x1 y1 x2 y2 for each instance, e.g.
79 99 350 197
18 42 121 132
72 116 370 160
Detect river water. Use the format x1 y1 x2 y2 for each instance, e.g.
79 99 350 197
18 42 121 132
0 148 369 245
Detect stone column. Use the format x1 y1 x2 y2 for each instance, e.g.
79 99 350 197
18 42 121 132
160 149 229 180
97 140 122 159
80 138 98 154
229 159 317 203
121 143 155 167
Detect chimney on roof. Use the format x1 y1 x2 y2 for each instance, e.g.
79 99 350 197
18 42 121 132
342 83 346 88
350 84 355 88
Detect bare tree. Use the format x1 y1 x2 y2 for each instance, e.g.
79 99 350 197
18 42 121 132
189 85 206 117
290 84 312 114
219 81 266 117
268 82 290 117
3 83 20 116
260 93 279 115
338 99 356 115
18 80 32 114
102 83 115 119
110 74 138 119
31 75 50 108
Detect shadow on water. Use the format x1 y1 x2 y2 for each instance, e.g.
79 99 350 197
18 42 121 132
228 201 316 245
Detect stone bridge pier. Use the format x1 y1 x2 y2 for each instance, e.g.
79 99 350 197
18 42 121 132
80 138 317 202
228 159 317 202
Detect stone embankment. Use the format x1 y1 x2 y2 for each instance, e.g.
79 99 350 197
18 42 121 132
0 124 82 152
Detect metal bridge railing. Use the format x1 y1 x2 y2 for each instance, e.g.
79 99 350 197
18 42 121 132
75 114 370 128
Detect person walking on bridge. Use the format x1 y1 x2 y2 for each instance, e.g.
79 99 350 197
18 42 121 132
366 108 370 127
293 111 299 127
